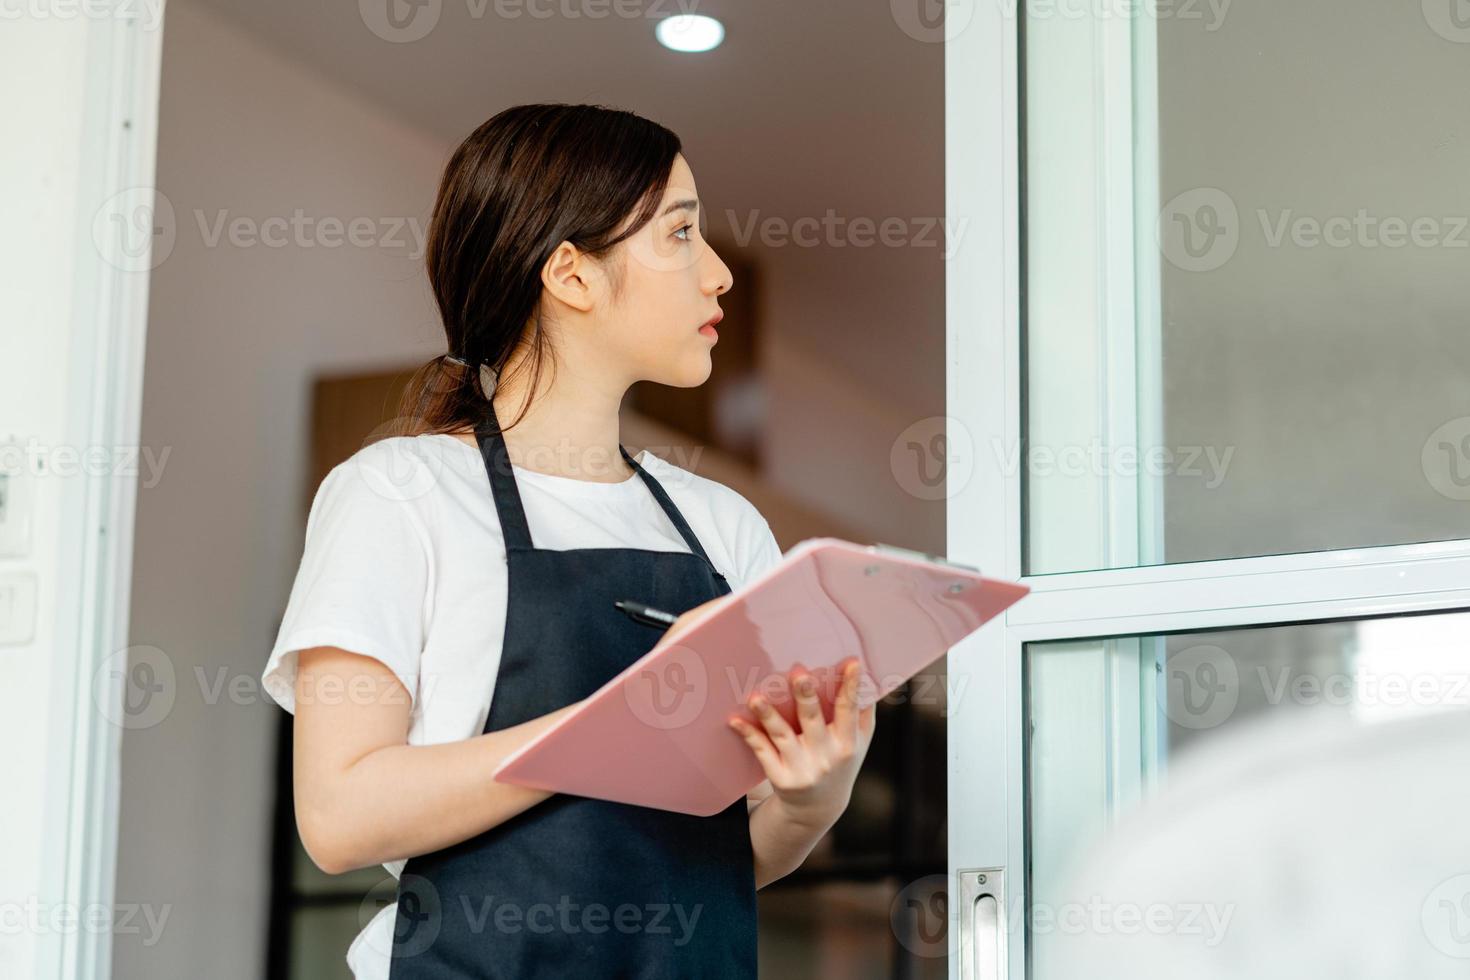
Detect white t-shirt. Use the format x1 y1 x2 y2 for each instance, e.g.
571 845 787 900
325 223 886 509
261 432 783 979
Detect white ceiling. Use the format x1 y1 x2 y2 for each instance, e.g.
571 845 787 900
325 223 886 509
188 0 946 411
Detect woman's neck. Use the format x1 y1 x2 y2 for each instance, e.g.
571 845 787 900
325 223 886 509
484 352 635 483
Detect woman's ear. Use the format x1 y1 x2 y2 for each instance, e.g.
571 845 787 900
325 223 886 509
540 240 598 313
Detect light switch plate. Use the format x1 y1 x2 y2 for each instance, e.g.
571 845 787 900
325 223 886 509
0 570 38 646
0 441 34 558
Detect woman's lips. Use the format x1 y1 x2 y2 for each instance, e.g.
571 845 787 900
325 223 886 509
698 311 722 341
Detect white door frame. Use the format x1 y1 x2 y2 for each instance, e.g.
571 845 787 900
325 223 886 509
944 4 1470 978
6 7 166 980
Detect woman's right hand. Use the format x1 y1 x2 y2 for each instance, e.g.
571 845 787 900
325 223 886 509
657 594 736 646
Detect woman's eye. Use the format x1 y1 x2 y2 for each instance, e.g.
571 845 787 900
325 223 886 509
673 223 693 241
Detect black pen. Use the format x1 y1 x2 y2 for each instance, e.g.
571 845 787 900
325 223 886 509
614 599 679 630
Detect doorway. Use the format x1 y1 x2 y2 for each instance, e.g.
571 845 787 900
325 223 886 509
946 1 1470 977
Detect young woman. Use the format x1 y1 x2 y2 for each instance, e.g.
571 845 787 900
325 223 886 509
262 104 876 979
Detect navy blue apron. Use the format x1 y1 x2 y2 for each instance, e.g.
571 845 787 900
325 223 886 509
388 400 757 979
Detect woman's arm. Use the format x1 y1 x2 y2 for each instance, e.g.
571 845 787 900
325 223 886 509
291 645 575 875
733 659 877 889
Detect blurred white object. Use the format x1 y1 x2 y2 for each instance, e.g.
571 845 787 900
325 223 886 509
1047 707 1470 979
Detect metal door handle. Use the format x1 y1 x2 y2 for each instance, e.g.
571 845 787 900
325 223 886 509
957 867 1006 980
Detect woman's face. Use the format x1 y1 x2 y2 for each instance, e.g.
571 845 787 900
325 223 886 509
597 153 733 388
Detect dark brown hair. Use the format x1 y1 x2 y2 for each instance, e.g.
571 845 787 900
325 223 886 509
392 103 682 437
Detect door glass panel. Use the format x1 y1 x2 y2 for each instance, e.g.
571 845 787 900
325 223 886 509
1024 609 1470 979
1023 0 1470 574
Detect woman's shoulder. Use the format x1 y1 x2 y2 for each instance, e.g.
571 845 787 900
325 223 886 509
312 433 472 519
637 449 770 530
638 451 783 586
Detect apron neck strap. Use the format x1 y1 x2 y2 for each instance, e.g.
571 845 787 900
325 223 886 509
474 404 533 551
619 443 716 565
473 400 716 565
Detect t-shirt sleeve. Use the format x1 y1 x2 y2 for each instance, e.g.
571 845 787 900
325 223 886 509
735 508 785 589
261 454 434 714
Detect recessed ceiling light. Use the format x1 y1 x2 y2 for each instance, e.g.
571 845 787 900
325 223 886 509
655 14 725 53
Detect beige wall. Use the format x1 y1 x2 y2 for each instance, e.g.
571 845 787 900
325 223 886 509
116 5 446 976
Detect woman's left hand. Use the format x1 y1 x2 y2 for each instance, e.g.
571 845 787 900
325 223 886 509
728 658 877 828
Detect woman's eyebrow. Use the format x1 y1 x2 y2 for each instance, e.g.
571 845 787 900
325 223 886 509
661 198 699 217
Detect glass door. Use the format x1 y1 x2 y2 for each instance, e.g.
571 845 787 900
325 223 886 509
944 0 1470 976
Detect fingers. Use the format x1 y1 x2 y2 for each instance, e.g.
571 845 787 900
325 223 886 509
831 659 863 739
736 662 870 772
660 595 734 647
731 662 878 794
745 691 798 748
727 714 784 777
789 668 831 745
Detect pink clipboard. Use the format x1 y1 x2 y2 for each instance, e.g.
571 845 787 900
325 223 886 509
491 537 1029 816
